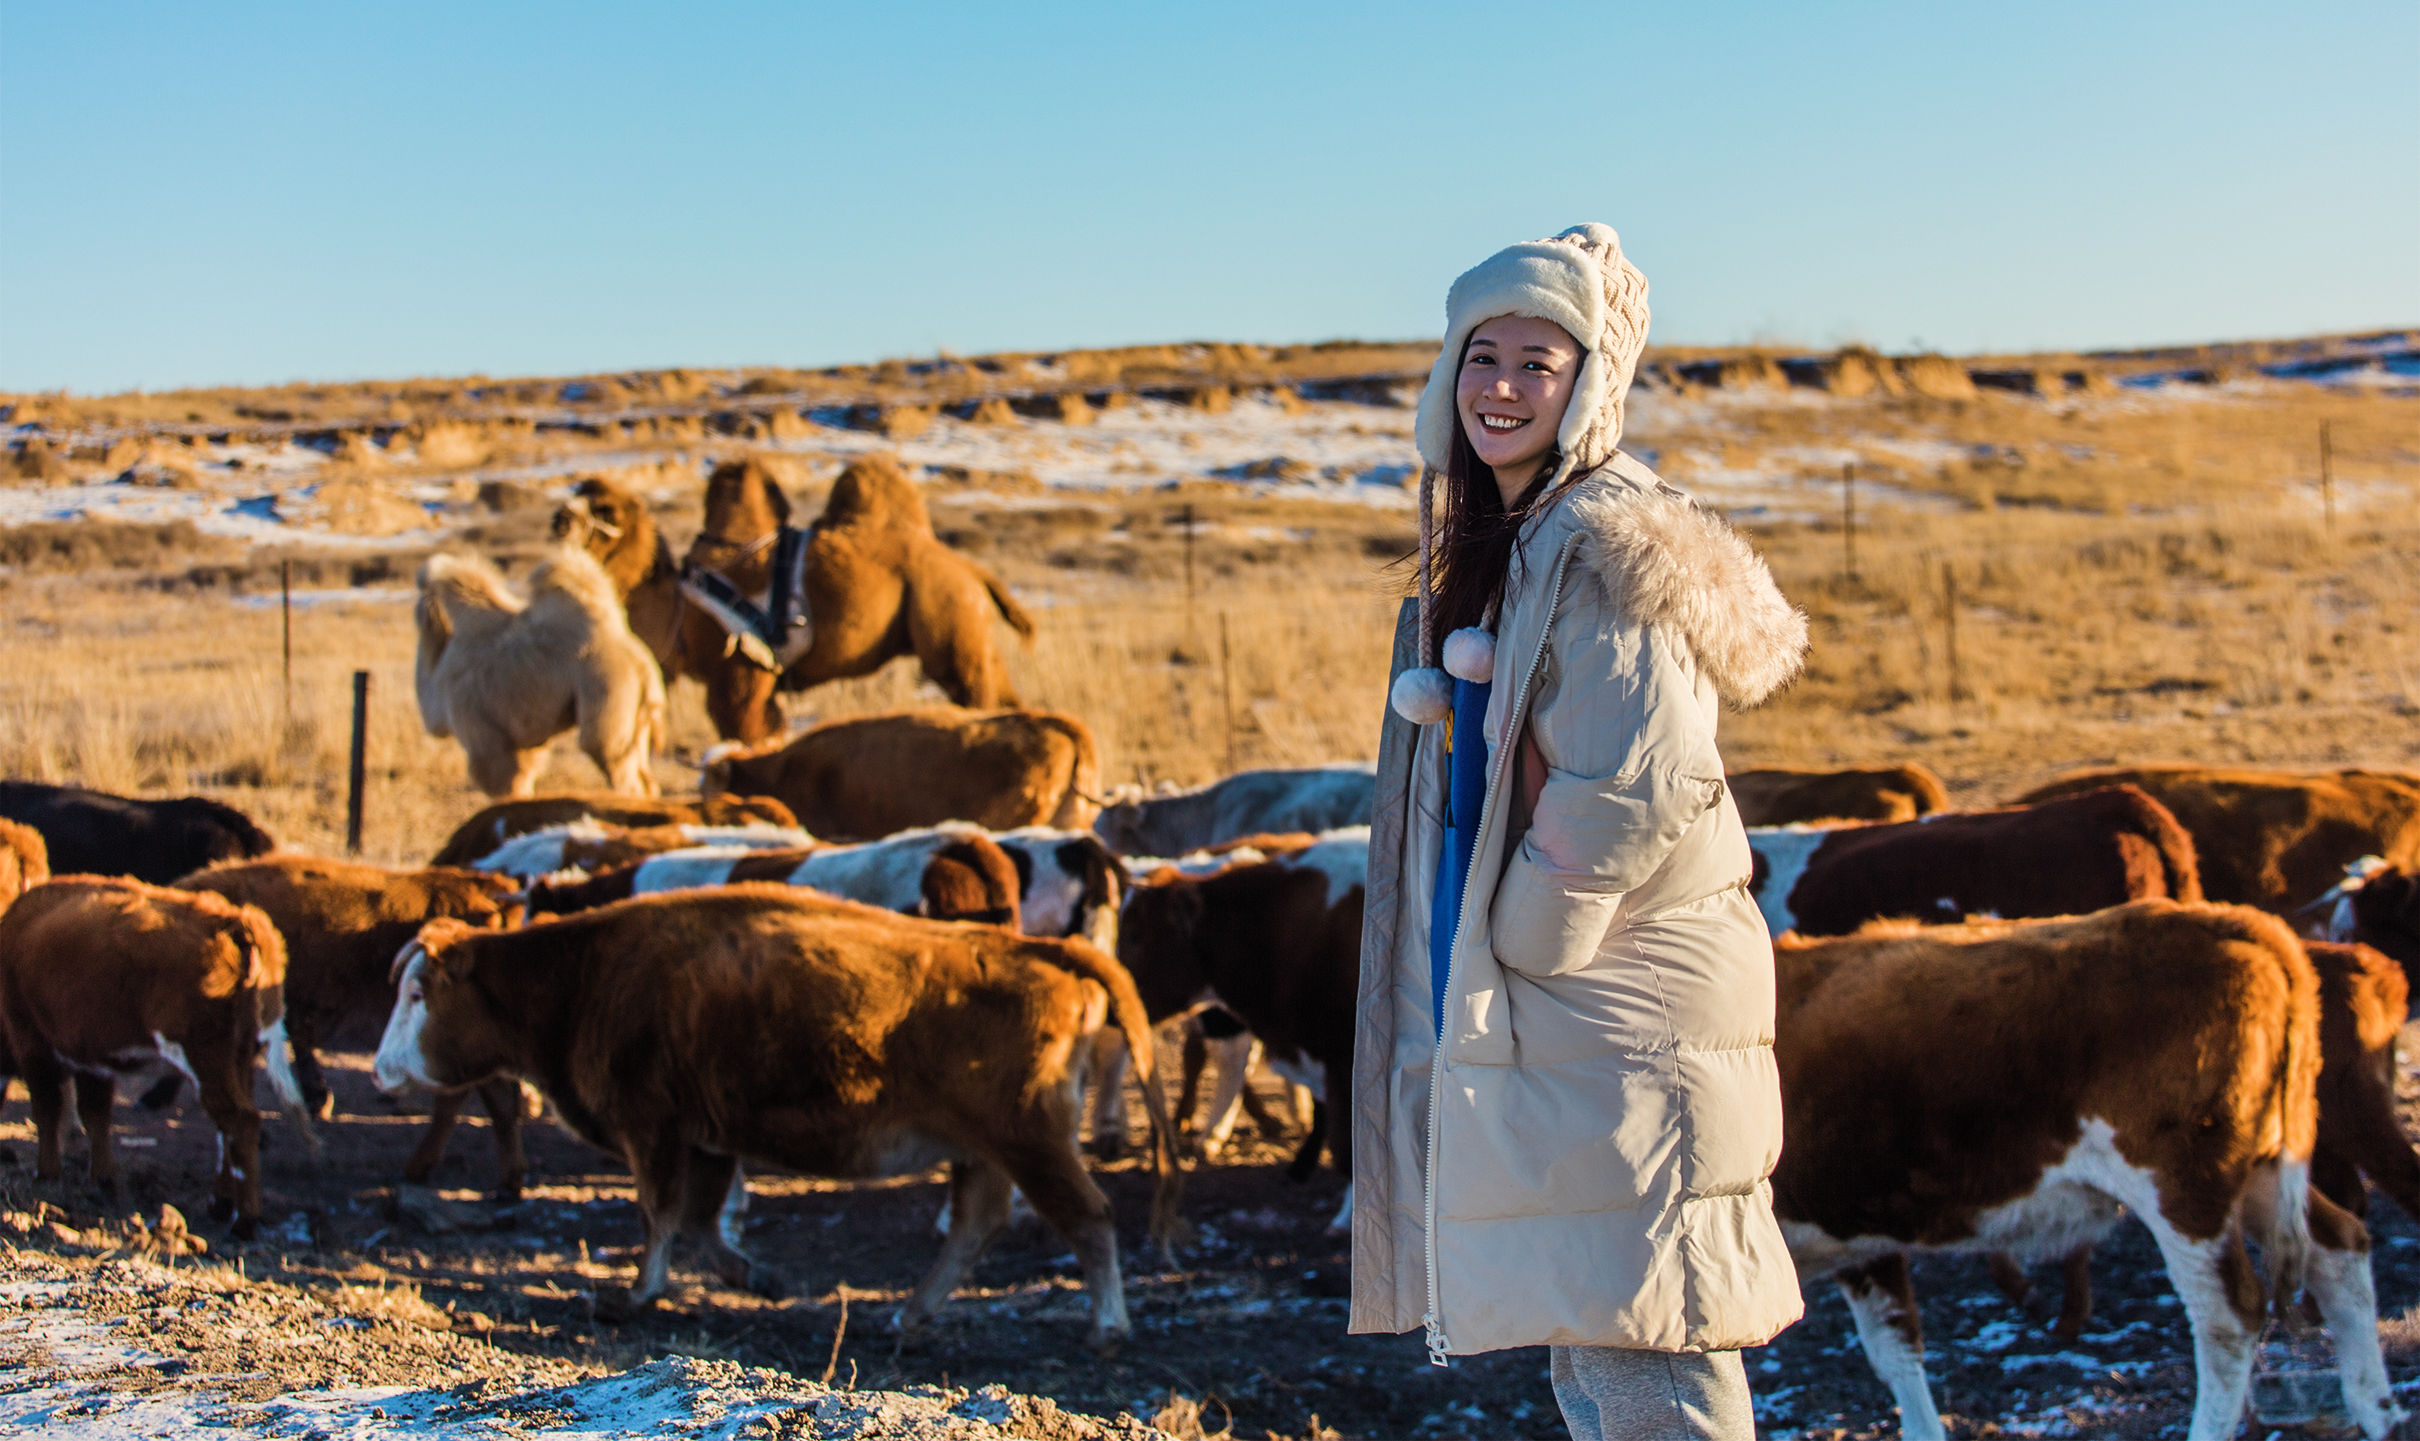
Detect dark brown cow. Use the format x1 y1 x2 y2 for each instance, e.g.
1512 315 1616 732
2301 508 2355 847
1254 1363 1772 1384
1750 784 2200 936
429 791 800 868
1728 763 1951 825
0 877 311 1235
2339 863 2420 975
372 886 1178 1348
2017 765 2420 912
702 706 1101 840
1773 902 2401 1441
920 835 1023 929
0 818 48 911
1111 832 1365 1182
177 855 531 1199
0 781 276 885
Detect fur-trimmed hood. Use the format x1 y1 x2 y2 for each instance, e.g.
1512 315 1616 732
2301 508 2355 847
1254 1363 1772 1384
1563 463 1808 709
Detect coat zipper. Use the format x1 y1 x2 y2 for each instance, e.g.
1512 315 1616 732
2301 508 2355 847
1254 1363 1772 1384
1421 534 1581 1365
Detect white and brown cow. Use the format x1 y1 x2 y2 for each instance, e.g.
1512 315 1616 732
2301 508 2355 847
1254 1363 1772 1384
176 855 532 1199
1092 764 1376 858
525 823 1122 950
1749 783 2200 936
428 790 800 868
469 818 815 880
0 876 312 1236
1773 900 2402 1441
373 885 1179 1349
1110 829 1366 1185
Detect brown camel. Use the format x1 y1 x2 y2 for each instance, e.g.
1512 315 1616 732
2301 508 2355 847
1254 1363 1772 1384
678 455 1037 742
552 476 684 678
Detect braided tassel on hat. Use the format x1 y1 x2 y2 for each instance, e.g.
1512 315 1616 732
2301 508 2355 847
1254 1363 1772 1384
1390 465 1455 724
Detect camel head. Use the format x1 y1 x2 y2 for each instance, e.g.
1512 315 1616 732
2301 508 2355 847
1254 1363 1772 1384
698 458 792 546
551 477 662 599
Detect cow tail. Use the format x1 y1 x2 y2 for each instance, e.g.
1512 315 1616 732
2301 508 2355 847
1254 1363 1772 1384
2243 908 2320 1308
237 905 320 1161
2123 786 2204 903
979 565 1037 642
1054 939 1186 1249
1048 716 1104 832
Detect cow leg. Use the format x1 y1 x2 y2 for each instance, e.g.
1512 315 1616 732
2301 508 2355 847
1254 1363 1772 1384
197 1066 264 1238
1985 1251 2031 1307
2134 1210 2261 1441
2052 1245 2095 1342
2302 1188 2406 1440
1836 1254 1942 1441
1174 1022 1207 1142
677 1149 782 1299
1195 1035 1259 1157
403 1087 472 1187
135 1074 184 1112
74 1072 120 1203
616 1137 692 1314
993 1140 1129 1351
1085 1028 1131 1160
1286 1100 1328 1182
475 1078 527 1202
285 1017 334 1122
900 1158 1015 1333
22 1056 69 1181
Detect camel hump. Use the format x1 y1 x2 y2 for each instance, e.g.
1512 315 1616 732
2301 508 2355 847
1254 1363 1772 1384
822 453 929 531
528 546 625 615
418 551 522 617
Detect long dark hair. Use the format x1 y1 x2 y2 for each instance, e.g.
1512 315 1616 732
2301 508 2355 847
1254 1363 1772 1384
1424 407 1559 655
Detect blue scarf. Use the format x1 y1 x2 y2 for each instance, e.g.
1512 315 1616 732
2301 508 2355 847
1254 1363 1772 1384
1428 675 1492 1037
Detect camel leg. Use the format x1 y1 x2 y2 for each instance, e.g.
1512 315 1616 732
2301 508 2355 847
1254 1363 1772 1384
703 663 780 744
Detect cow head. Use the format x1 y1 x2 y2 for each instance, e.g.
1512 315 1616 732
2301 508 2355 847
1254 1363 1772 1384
1114 872 1214 1019
2353 867 2420 977
374 918 510 1096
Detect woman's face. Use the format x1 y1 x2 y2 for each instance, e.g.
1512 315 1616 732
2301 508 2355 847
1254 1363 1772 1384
1455 314 1583 485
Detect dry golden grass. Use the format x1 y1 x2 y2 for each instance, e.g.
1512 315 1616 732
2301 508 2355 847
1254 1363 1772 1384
0 363 2412 863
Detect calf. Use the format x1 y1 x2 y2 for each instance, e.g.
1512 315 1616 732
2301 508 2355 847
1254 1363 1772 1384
1111 830 1365 1182
0 818 48 911
2017 765 2420 912
429 791 800 867
1093 764 1375 857
469 819 814 879
177 855 531 1198
1750 784 2199 936
1727 762 1950 825
0 781 274 884
373 886 1177 1348
0 877 310 1235
1774 901 2402 1441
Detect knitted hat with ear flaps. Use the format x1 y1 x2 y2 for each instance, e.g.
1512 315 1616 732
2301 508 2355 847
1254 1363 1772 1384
1393 224 1651 725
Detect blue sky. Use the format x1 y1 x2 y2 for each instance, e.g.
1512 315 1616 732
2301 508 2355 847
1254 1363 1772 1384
3 2 2414 393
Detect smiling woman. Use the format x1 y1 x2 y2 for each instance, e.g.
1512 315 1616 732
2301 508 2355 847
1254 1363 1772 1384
1352 226 1809 1441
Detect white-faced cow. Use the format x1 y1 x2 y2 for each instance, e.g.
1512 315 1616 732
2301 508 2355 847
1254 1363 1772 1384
373 886 1178 1349
1773 900 2403 1441
1749 784 2200 936
0 876 311 1236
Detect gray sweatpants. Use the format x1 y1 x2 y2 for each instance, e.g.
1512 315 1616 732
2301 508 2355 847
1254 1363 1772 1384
1549 1345 1754 1441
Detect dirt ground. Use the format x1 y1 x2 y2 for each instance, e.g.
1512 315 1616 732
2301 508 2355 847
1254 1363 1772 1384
7 1035 2420 1440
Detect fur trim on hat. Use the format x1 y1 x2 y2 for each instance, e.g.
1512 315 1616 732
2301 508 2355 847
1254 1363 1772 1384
1441 627 1496 684
1390 667 1454 726
1568 483 1808 710
1415 223 1650 481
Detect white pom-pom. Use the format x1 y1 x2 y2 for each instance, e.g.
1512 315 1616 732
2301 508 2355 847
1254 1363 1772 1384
1441 627 1495 684
1390 667 1453 725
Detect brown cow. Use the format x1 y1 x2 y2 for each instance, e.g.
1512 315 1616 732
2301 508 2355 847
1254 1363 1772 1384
2017 765 2420 911
703 706 1101 840
919 834 1023 929
552 475 685 678
0 877 311 1236
1728 763 1951 825
1773 901 2402 1441
176 855 532 1199
1750 784 2200 936
430 791 800 868
1997 937 2420 1340
2334 862 2419 976
677 456 1037 741
372 886 1178 1347
0 818 48 911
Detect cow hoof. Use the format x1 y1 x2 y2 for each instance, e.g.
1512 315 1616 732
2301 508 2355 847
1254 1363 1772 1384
745 1266 788 1301
1086 1326 1130 1357
208 1195 235 1223
229 1215 258 1242
590 1285 640 1324
311 1092 336 1123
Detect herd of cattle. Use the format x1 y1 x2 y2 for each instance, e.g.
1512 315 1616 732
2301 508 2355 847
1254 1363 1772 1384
1 750 2418 1440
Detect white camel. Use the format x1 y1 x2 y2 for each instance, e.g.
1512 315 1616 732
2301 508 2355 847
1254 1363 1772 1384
413 547 666 798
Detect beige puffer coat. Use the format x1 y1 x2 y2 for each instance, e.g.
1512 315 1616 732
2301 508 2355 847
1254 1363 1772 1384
1349 450 1810 1358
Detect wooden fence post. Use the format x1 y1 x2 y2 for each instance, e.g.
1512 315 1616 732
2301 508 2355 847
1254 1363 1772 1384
2320 421 2335 536
1942 563 1965 705
1841 462 1858 582
1219 610 1238 774
346 670 370 855
280 559 294 724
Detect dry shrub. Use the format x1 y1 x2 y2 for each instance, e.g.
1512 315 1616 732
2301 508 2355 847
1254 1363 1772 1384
1896 353 1979 400
1150 1392 1232 1440
966 397 1020 426
1184 385 1234 414
877 404 935 439
1052 392 1096 425
410 420 491 468
766 407 815 441
0 519 243 573
303 476 431 536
